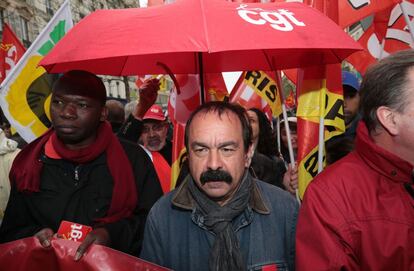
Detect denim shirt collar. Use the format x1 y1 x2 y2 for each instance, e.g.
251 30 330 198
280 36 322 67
171 173 270 215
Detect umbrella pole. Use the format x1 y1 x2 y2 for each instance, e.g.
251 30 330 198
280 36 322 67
198 52 205 104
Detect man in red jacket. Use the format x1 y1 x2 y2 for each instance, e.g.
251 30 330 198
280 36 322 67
296 50 414 270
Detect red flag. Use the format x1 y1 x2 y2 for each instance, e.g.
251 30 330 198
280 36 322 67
304 0 339 23
305 0 401 27
168 74 201 187
168 74 201 125
204 73 229 102
0 23 26 84
347 1 414 75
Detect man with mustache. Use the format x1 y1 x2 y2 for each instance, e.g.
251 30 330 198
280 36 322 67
140 101 299 271
118 79 174 193
0 70 162 259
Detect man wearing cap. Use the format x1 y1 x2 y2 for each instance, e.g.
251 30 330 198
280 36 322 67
119 79 173 193
342 70 361 139
324 71 361 164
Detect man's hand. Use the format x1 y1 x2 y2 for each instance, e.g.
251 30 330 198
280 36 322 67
74 227 110 261
283 163 298 195
34 228 55 248
133 78 160 119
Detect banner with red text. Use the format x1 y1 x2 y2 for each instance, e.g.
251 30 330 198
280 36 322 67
0 237 170 271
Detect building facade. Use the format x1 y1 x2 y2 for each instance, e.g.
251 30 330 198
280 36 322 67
0 0 143 100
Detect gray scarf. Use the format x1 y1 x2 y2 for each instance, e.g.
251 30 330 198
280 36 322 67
188 172 252 271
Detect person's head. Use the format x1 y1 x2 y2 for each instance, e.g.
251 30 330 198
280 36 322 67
1 122 12 138
342 71 361 126
106 99 125 132
247 108 278 157
51 70 108 149
139 104 169 152
280 117 297 153
124 100 138 120
360 49 414 163
184 101 253 205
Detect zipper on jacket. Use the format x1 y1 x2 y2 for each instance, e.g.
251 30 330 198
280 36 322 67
74 166 80 182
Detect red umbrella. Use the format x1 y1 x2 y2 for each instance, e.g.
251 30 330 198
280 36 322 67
40 0 361 75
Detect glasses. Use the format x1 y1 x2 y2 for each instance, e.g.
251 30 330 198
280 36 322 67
142 123 166 133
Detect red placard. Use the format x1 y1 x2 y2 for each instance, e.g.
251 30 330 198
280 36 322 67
57 221 92 242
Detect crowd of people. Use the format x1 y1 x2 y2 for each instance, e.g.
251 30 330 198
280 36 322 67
0 49 413 270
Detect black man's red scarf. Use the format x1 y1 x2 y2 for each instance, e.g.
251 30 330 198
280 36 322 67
10 121 137 224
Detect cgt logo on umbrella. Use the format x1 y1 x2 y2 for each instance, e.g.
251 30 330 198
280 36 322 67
237 4 305 31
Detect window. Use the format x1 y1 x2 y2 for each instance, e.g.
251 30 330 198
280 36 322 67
20 17 30 46
45 0 53 15
0 9 4 33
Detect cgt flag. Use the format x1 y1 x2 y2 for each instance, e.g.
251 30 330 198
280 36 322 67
0 23 26 84
296 64 345 199
0 0 73 143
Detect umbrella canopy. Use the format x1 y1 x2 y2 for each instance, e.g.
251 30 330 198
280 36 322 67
40 0 361 75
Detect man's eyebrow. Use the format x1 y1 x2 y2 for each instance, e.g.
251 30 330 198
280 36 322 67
218 141 238 148
190 141 209 149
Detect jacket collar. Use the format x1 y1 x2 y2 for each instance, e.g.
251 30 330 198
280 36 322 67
172 173 270 215
356 121 413 184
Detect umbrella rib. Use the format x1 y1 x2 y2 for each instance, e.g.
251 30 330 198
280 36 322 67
331 49 343 64
119 56 129 76
199 0 211 51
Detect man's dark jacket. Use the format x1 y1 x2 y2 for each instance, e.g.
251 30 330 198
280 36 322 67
0 139 163 256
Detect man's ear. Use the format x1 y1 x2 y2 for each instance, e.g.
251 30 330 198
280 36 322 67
245 144 255 168
100 106 109 122
376 106 399 136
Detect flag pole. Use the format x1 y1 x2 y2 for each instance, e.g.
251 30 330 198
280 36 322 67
317 80 326 173
275 70 300 204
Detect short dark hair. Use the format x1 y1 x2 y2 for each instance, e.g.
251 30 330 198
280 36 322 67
360 49 414 132
184 101 252 152
52 70 106 106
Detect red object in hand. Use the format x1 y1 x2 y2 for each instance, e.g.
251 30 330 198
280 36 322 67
57 221 92 242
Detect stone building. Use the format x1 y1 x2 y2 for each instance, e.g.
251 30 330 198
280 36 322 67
0 0 149 101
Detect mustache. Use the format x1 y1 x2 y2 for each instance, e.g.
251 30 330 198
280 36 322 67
200 169 232 185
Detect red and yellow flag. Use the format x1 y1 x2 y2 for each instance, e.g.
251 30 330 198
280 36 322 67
296 64 345 198
230 71 282 119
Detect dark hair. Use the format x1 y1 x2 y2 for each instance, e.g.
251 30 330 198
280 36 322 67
248 108 279 157
360 49 414 132
325 137 354 165
184 101 252 152
52 70 107 106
